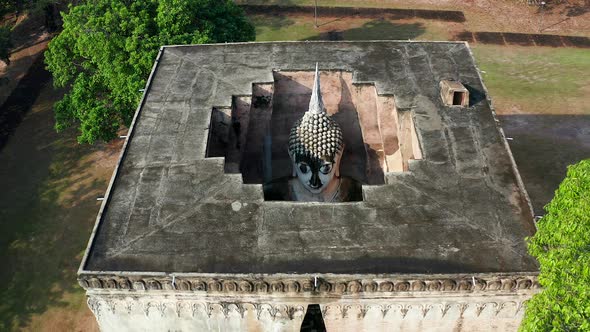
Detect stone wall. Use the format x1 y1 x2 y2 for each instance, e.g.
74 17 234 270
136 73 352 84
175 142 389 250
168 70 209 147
86 293 530 332
320 297 528 332
81 273 538 332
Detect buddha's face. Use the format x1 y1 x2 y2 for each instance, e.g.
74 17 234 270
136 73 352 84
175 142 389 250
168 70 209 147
291 151 342 194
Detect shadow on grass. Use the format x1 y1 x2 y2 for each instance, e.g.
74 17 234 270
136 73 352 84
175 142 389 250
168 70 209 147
241 4 466 22
0 72 110 329
249 13 295 31
342 19 425 41
0 53 51 150
304 19 425 41
498 114 590 215
457 31 590 48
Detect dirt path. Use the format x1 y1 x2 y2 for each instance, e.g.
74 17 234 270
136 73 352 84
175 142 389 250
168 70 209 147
0 13 53 108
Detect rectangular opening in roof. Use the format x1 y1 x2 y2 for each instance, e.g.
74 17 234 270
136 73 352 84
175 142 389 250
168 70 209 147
453 91 466 106
440 80 469 107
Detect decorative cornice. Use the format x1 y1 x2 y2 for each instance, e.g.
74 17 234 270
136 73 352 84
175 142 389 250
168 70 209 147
78 274 539 295
86 296 528 321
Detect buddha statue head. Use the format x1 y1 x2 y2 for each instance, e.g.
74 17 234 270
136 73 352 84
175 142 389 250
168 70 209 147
288 64 344 196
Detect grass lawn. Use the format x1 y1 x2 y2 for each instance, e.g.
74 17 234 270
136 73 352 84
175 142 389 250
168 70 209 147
472 45 590 214
0 78 118 331
251 14 456 41
472 45 590 116
251 14 318 41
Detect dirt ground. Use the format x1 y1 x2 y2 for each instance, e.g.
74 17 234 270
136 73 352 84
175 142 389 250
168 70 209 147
0 76 110 330
405 0 590 36
0 16 51 108
242 0 590 37
0 15 107 330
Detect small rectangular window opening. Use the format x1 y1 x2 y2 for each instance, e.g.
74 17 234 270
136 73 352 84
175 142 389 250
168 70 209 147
453 91 466 106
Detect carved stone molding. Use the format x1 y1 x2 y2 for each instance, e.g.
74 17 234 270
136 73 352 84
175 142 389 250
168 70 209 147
87 296 307 321
87 296 527 322
79 274 539 295
322 301 527 320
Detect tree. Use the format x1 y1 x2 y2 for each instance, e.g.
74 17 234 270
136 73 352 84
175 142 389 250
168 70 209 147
0 0 33 19
0 26 10 65
0 0 16 17
521 159 590 331
45 0 255 143
0 0 21 66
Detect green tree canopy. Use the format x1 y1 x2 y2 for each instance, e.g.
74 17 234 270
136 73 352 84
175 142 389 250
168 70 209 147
521 159 590 331
45 0 255 143
0 26 10 65
0 0 16 17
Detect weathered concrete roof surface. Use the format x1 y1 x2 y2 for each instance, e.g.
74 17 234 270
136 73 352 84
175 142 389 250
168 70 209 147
82 41 538 274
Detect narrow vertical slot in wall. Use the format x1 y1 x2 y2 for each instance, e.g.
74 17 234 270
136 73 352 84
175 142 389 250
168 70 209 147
300 304 326 332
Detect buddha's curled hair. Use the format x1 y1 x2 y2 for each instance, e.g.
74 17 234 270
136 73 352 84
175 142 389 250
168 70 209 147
288 112 343 163
288 63 344 163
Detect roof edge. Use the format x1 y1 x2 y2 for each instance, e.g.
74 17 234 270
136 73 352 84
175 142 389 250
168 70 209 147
77 46 166 275
160 40 469 49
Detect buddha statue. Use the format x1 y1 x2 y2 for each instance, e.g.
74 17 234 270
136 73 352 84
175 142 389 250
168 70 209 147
264 64 361 202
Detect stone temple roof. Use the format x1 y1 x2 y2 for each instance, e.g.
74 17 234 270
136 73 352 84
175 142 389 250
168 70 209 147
80 41 538 275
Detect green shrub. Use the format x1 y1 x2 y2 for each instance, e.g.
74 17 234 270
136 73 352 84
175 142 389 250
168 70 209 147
521 159 590 331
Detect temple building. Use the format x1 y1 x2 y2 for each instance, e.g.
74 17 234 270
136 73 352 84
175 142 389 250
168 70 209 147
78 41 539 331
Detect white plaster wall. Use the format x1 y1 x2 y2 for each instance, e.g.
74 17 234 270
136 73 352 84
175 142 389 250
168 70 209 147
87 292 530 332
88 295 306 332
320 296 528 332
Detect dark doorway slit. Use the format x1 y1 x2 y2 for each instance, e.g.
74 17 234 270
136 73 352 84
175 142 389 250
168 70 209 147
300 304 326 332
453 91 466 106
